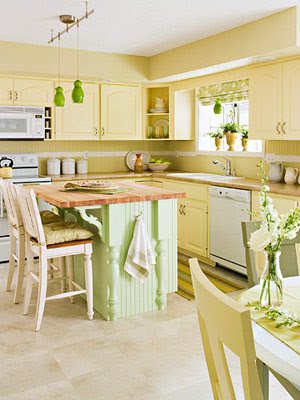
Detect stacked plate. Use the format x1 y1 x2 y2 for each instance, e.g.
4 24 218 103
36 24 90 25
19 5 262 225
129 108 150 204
149 108 168 113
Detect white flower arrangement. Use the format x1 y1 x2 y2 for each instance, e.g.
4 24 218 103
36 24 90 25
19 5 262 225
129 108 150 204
249 161 300 254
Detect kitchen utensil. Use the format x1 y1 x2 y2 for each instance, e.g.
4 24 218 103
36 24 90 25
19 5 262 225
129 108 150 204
76 157 88 174
0 156 13 178
146 162 171 172
62 156 75 175
47 156 61 176
126 150 151 171
268 162 284 182
284 167 298 184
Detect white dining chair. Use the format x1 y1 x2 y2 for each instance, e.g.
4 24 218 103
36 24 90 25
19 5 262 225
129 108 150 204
0 179 25 304
189 257 264 400
16 185 94 332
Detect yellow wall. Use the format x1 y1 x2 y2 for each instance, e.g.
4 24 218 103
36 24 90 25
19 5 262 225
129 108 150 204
0 41 149 83
149 7 299 80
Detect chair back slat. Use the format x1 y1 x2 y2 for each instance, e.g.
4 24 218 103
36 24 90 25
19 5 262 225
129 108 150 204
0 180 22 228
242 221 299 288
15 185 45 245
190 258 263 400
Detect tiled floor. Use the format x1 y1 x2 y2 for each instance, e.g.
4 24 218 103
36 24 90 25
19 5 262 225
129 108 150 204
0 264 292 399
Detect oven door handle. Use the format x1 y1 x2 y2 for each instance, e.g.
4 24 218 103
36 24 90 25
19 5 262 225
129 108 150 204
0 190 3 218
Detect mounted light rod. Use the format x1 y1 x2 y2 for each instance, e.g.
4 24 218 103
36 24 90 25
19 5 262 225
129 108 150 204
48 7 94 44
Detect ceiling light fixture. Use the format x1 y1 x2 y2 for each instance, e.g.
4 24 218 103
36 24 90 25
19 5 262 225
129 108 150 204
53 32 65 107
72 20 84 104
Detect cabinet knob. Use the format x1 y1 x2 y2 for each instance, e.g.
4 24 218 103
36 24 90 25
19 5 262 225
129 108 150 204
276 122 281 135
101 127 105 136
94 127 98 136
14 91 18 101
281 122 286 135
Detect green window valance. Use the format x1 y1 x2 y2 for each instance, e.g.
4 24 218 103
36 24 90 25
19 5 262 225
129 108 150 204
198 78 249 106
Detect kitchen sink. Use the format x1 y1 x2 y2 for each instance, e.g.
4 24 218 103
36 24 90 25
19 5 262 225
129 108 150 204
166 172 245 180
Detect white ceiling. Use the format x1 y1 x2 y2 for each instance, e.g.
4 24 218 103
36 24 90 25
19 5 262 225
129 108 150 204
0 0 299 56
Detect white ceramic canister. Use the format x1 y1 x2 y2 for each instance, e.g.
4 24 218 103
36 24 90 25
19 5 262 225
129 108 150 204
47 156 61 176
76 157 88 174
62 156 75 175
284 167 298 185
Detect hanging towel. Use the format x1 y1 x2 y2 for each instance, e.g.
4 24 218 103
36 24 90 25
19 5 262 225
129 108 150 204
124 216 156 282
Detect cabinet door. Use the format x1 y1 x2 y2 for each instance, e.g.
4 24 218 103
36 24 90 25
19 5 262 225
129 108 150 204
14 79 53 106
101 84 141 140
177 200 185 249
174 88 195 140
283 60 300 139
249 64 283 139
55 82 99 140
183 199 208 258
0 77 14 105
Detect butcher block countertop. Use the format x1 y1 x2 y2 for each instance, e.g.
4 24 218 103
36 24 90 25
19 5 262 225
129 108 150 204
50 171 300 198
33 181 186 209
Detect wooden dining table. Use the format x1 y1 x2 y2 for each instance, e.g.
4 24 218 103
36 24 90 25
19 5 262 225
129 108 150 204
250 277 300 398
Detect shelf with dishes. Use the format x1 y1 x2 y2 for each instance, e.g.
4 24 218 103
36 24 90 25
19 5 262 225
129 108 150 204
144 85 170 140
44 106 53 140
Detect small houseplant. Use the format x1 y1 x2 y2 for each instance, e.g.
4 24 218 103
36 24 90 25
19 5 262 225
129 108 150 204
249 162 300 306
207 130 224 150
240 127 249 152
220 122 240 151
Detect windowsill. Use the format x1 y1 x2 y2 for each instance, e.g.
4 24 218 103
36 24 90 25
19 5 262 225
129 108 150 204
194 150 264 158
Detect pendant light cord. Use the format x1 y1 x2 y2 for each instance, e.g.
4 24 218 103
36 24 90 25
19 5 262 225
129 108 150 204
76 20 79 80
58 33 61 86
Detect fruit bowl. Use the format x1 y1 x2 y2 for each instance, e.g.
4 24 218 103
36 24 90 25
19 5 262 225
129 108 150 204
146 162 171 172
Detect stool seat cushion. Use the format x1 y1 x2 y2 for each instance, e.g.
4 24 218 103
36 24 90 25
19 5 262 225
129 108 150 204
40 210 63 225
43 221 93 245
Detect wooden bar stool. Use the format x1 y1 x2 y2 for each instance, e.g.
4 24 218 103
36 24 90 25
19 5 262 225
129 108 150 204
16 185 94 332
0 179 25 304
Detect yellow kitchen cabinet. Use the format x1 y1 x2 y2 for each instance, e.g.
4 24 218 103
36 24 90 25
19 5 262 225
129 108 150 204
55 82 99 140
0 77 14 104
250 59 300 140
13 79 53 106
101 84 141 140
249 63 282 139
174 88 195 140
163 179 209 258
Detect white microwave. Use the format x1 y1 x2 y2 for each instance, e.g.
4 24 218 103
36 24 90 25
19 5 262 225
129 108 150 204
0 106 45 140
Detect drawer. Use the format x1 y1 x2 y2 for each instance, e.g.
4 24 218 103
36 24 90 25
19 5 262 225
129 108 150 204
163 180 208 202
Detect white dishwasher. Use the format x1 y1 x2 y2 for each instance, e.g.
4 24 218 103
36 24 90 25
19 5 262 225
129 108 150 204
210 186 251 275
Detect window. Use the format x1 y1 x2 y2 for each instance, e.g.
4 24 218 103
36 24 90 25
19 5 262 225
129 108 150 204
198 100 262 152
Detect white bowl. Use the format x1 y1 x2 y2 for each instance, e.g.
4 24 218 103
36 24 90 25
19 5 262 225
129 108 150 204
146 163 171 172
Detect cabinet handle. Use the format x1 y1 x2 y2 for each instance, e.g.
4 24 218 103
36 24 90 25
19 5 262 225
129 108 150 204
94 127 98 136
8 90 13 101
101 127 105 136
14 91 18 101
281 122 286 135
179 205 182 215
276 122 281 135
182 205 186 215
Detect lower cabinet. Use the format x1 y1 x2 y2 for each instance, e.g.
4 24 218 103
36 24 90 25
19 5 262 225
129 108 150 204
163 179 209 258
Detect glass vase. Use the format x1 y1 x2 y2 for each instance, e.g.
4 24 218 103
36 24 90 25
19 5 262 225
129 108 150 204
259 251 283 307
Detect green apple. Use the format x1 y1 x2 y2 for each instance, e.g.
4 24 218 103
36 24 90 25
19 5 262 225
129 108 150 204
149 157 156 163
155 159 164 164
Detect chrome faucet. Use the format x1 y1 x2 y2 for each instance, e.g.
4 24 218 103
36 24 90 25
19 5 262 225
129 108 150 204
212 158 233 176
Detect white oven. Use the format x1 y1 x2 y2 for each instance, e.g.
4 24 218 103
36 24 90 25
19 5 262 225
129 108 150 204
0 106 45 140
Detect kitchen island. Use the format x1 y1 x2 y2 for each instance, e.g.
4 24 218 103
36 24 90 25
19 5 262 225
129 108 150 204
33 182 185 321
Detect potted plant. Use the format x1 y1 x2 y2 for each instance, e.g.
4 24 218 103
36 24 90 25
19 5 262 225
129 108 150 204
207 131 224 150
221 122 240 151
240 127 249 152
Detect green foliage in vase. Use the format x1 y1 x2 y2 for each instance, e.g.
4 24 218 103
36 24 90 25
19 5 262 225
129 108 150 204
206 130 224 139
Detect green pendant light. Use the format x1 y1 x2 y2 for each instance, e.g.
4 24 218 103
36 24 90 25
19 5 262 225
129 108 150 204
213 98 222 114
54 33 65 107
72 20 84 103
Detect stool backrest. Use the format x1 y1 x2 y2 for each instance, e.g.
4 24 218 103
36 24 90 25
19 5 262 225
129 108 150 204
0 180 23 229
189 258 263 400
15 185 45 245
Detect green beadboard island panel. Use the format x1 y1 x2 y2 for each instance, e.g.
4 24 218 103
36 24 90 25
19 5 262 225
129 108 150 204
72 199 178 320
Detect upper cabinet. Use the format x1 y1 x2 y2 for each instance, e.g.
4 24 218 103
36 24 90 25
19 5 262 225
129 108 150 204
0 77 53 106
55 82 99 141
174 88 195 140
250 60 300 140
101 84 141 140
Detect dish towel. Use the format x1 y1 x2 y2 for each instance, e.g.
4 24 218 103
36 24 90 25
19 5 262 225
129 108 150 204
124 216 156 282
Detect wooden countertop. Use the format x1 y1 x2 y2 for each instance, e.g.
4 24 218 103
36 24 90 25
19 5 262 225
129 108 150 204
33 181 185 208
50 171 300 198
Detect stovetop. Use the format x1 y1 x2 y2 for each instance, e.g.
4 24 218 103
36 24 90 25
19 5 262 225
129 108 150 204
12 175 51 183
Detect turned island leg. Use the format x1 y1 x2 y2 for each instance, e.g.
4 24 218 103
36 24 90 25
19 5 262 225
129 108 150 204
155 239 167 310
107 245 120 321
